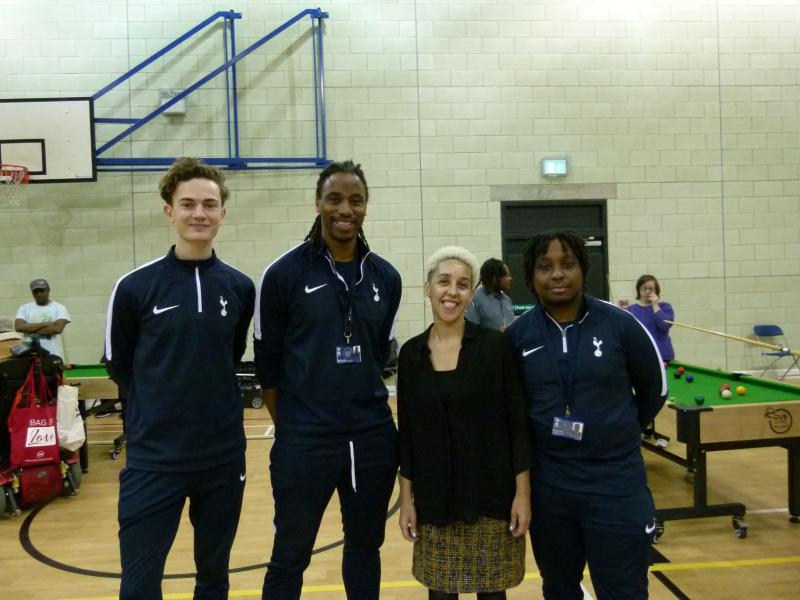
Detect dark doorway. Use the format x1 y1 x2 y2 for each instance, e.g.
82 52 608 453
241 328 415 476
500 200 609 311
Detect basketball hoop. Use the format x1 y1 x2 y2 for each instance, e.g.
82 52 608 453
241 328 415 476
0 164 29 208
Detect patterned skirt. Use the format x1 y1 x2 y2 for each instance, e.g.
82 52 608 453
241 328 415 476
412 516 526 593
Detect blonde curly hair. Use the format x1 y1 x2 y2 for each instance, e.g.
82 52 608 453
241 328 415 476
425 246 480 287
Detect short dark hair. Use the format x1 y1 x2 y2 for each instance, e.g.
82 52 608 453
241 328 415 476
479 258 506 292
635 274 660 299
522 230 590 300
158 157 229 205
315 160 368 201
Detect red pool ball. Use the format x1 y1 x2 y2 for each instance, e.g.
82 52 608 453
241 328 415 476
720 384 731 391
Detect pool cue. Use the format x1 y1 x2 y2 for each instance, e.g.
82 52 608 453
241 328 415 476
665 320 800 358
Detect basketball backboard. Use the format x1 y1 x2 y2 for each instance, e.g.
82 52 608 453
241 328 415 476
0 98 96 183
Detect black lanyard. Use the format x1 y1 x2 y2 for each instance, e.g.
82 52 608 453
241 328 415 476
330 256 358 344
539 309 583 417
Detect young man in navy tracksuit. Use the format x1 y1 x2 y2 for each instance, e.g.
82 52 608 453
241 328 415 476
505 230 667 600
254 160 401 600
105 158 255 599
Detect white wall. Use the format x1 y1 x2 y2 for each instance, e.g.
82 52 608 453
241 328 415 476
1 0 798 371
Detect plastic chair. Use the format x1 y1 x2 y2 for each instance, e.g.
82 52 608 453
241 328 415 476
753 325 800 380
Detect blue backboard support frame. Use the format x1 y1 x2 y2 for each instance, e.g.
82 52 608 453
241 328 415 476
93 8 331 172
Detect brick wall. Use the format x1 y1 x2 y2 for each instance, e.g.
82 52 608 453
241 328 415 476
0 0 797 372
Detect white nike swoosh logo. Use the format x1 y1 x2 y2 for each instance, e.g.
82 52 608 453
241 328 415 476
522 346 544 357
645 522 657 534
239 473 246 482
152 305 179 315
305 283 327 294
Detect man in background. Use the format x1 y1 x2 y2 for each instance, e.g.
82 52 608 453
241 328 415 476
15 279 71 359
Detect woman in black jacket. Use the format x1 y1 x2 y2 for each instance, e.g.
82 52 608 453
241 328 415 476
397 245 531 600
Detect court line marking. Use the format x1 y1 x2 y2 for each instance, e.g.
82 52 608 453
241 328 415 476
746 507 789 514
245 423 274 439
650 555 800 571
56 556 800 600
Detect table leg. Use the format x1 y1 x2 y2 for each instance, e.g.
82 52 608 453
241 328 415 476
789 442 800 523
690 443 707 507
78 399 89 473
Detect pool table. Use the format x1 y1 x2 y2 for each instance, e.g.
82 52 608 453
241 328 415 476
63 363 118 402
644 360 800 539
63 363 122 468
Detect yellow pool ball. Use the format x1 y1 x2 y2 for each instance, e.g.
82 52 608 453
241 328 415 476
735 385 747 396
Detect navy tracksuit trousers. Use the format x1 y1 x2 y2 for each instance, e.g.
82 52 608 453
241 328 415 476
530 481 656 600
262 425 398 600
118 454 246 600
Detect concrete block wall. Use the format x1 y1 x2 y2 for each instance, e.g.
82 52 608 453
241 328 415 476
0 0 797 373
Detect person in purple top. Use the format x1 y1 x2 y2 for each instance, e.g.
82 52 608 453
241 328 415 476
620 274 675 362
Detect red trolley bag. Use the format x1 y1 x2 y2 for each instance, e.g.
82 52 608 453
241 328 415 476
6 357 63 504
16 464 63 505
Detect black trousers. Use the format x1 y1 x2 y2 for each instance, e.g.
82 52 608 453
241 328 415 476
118 454 246 600
530 481 655 600
262 425 398 600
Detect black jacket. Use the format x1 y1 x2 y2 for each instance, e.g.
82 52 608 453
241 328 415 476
398 320 531 526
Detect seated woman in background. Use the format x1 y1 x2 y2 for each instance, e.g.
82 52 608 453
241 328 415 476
622 274 675 363
397 245 531 600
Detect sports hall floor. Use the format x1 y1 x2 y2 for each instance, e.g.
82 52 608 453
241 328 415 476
2 378 799 600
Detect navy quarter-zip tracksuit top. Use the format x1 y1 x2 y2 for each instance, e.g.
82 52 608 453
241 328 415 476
506 295 667 493
253 237 402 442
105 246 256 471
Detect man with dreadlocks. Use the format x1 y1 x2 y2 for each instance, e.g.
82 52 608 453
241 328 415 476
505 230 666 600
254 160 402 600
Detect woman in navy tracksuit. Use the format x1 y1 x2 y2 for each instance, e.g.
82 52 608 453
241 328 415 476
106 158 255 600
254 160 402 600
506 230 667 600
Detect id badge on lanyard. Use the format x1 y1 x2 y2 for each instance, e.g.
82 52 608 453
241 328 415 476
335 276 362 364
543 311 584 441
336 342 362 364
552 415 584 441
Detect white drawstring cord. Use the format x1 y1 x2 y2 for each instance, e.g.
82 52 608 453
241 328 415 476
349 440 357 492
